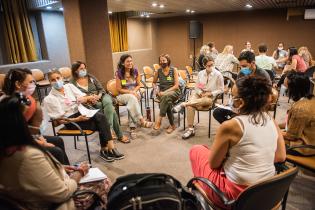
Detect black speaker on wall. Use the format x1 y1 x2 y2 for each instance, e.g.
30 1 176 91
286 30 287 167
189 21 202 39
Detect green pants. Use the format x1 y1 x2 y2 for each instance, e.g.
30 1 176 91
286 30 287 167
158 90 180 126
95 94 123 139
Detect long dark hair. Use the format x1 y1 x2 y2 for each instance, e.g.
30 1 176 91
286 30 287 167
287 71 313 101
288 47 298 62
117 54 137 79
3 68 32 95
71 60 87 80
0 95 60 168
236 75 272 125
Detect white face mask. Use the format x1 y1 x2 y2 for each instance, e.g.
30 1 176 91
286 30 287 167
23 83 36 96
278 47 283 50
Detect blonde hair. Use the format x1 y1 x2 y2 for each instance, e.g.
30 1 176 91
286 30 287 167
222 45 233 54
200 45 210 56
298 46 308 55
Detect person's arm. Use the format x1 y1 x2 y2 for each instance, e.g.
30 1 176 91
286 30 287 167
163 68 179 94
19 148 78 202
90 75 106 98
291 56 298 71
272 119 286 163
209 119 243 169
44 97 66 119
272 50 277 59
210 73 224 97
132 71 142 92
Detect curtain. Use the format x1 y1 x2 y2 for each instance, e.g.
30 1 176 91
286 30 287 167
109 12 128 52
0 0 38 63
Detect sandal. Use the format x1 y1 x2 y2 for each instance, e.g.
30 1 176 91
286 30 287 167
142 120 153 128
118 135 130 144
166 125 176 134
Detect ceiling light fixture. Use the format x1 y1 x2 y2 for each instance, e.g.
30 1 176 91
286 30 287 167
140 14 145 17
191 10 195 13
46 6 52 9
152 3 158 7
108 11 113 14
59 7 63 11
146 15 150 18
186 9 190 13
159 4 164 8
245 4 253 8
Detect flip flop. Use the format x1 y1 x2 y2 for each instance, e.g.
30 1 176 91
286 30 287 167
118 135 130 144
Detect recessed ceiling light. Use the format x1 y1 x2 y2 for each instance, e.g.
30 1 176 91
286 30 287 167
245 4 253 8
186 9 190 13
140 14 144 17
146 15 150 18
108 11 113 14
152 3 158 7
159 4 164 8
191 10 195 13
59 7 63 11
46 6 52 9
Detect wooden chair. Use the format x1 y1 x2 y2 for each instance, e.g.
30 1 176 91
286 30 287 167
185 65 197 83
286 145 315 173
31 69 50 103
51 119 95 164
59 67 72 83
153 63 160 71
106 79 144 124
187 166 299 210
178 69 195 89
0 73 5 94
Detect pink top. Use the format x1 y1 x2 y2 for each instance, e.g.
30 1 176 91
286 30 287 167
292 55 307 73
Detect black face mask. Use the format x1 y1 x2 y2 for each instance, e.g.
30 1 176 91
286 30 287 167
160 63 168 69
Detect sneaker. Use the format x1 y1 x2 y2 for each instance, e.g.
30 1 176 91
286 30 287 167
182 128 195 140
173 103 184 113
99 150 115 162
109 148 125 160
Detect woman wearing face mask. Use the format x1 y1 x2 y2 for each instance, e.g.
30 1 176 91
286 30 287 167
272 42 288 70
116 54 153 138
173 56 224 139
152 54 180 134
44 70 124 162
70 61 130 143
2 68 70 164
190 76 286 209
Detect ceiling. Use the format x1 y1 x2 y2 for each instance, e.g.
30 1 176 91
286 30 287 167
27 0 315 18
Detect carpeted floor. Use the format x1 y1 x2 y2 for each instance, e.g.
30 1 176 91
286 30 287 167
43 93 315 210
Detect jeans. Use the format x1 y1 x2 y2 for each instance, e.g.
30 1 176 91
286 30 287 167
44 136 70 165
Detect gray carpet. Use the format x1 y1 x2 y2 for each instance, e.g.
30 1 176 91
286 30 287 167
43 93 315 210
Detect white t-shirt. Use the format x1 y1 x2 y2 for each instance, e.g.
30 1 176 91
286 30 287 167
255 54 277 70
44 83 86 119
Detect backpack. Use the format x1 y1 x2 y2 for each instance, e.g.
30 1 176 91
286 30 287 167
107 173 208 210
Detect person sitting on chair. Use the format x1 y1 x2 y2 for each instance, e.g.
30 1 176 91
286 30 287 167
2 68 70 165
282 71 315 156
70 61 129 144
152 54 180 134
213 51 271 124
173 56 224 139
190 75 286 209
44 70 124 162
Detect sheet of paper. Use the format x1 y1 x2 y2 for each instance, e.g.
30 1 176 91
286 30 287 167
78 104 99 118
79 168 107 184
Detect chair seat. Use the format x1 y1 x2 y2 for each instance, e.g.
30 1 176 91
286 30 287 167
286 155 315 172
57 129 94 135
36 80 50 87
187 83 195 89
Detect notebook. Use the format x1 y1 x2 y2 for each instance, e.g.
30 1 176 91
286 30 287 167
79 168 107 184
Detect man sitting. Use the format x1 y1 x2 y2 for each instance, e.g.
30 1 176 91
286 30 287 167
173 56 224 139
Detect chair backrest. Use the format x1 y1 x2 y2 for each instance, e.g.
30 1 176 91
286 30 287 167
153 63 160 71
0 73 6 90
233 167 298 210
186 65 193 75
31 69 45 81
178 69 188 81
143 66 154 79
59 67 72 80
106 79 119 97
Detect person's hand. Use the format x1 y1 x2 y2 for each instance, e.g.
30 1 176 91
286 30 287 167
77 115 90 122
45 142 55 147
158 91 164 97
79 162 90 175
36 136 47 145
204 92 212 97
64 165 77 173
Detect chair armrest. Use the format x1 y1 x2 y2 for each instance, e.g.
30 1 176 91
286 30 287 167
50 118 85 135
187 177 235 206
